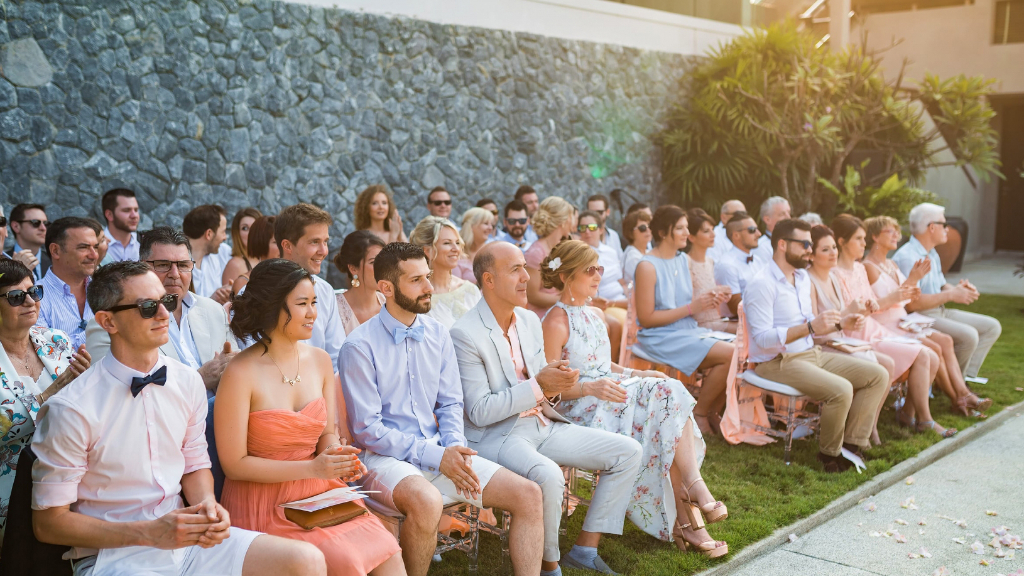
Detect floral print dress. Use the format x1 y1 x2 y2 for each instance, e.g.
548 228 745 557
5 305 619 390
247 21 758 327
0 326 75 544
548 301 705 542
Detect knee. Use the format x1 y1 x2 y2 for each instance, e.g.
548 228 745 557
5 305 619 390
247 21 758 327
397 483 444 528
615 436 644 470
827 380 854 406
985 318 1002 339
532 461 567 499
287 541 327 576
508 476 544 517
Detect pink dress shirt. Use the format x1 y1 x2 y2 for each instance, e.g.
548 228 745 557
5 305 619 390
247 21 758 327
31 354 210 559
504 314 550 425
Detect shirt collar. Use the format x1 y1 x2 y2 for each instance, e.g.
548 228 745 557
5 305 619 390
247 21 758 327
104 227 138 247
42 270 88 296
906 235 929 256
378 302 421 335
12 243 40 258
102 353 167 388
181 291 196 309
728 243 752 259
768 259 806 285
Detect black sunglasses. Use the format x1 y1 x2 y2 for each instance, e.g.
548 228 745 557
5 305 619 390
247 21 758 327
15 219 48 228
783 238 813 250
506 217 528 226
742 226 759 234
107 294 179 319
0 285 44 306
635 224 649 232
928 221 949 229
0 216 6 227
429 199 452 206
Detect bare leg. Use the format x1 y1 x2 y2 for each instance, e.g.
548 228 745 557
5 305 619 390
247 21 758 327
369 552 408 576
481 468 544 576
242 534 326 576
871 352 895 445
693 342 734 434
922 337 956 403
392 476 444 576
670 419 722 547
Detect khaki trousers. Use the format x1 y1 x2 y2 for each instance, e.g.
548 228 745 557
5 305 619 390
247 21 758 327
753 347 890 456
921 307 1002 378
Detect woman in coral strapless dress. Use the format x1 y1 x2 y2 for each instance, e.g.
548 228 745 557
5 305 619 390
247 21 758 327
216 259 405 576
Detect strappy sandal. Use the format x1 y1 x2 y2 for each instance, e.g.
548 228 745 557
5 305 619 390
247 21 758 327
954 396 989 419
917 420 957 439
673 520 728 558
896 412 917 430
683 478 728 524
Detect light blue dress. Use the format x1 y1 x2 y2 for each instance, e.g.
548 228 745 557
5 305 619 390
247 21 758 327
635 253 716 375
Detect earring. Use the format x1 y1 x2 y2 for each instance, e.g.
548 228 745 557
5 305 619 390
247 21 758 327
351 275 360 288
568 286 575 303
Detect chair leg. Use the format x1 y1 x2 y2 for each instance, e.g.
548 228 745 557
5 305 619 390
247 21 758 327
784 401 796 465
468 506 479 575
500 510 511 567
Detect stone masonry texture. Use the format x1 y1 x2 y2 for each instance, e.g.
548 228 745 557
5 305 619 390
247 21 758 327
0 0 688 283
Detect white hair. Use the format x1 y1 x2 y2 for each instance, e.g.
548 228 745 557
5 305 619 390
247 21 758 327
798 212 823 226
908 202 945 235
721 199 744 215
759 196 789 222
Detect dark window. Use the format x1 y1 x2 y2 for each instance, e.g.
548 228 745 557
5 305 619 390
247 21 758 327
994 0 1024 44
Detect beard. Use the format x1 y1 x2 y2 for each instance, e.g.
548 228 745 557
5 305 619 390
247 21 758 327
112 213 137 233
785 249 810 269
394 284 432 314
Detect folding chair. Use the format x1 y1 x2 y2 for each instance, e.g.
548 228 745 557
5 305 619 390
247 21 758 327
365 498 482 574
734 303 821 464
0 447 73 576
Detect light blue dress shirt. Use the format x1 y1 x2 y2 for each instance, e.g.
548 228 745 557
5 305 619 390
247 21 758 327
891 236 946 296
339 305 466 473
743 260 815 363
103 227 140 262
36 271 93 349
168 292 203 370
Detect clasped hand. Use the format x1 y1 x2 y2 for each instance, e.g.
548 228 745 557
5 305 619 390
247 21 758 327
310 443 365 482
536 359 578 396
149 499 230 550
440 446 481 500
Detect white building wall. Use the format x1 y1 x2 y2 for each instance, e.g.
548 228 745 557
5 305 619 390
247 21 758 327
287 0 743 56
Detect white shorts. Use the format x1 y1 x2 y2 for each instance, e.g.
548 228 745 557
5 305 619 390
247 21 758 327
72 527 262 576
361 450 503 510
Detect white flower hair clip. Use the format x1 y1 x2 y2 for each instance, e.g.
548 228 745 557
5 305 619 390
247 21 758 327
548 257 562 271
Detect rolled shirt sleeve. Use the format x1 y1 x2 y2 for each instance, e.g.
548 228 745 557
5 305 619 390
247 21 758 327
181 372 212 475
31 402 92 510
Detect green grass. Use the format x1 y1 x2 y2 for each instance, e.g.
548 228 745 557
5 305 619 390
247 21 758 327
429 295 1024 575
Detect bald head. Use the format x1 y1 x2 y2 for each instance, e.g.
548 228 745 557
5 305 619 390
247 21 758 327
476 241 530 310
721 200 746 225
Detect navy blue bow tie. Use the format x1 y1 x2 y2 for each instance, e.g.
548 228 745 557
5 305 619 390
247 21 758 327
746 255 755 264
131 365 167 398
392 325 425 344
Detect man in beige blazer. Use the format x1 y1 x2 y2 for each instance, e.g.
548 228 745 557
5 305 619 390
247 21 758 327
450 242 642 576
86 227 237 394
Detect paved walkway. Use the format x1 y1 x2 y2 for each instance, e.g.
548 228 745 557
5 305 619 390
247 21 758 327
948 252 1024 297
731 411 1024 576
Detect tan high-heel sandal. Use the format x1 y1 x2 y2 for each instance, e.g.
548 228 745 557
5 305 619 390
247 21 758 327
683 478 728 524
673 520 729 558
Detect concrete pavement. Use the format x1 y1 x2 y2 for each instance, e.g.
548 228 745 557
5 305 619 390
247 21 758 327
729 410 1024 576
947 252 1024 297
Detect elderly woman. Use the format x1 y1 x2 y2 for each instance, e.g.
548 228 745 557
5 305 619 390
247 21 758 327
0 259 90 544
621 208 652 284
410 216 481 328
524 196 576 318
453 207 496 284
355 184 407 244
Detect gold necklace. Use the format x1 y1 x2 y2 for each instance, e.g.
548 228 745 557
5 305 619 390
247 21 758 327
268 347 301 387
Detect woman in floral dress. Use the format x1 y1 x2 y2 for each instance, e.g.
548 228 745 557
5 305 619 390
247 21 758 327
540 240 728 559
0 259 90 545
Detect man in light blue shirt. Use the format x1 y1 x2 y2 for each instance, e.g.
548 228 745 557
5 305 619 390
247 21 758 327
744 219 888 472
892 203 1001 378
713 211 764 316
36 218 100 349
9 203 50 280
341 242 544 576
708 199 746 263
515 185 541 245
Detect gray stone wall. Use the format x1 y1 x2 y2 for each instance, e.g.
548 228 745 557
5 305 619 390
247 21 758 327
0 0 687 277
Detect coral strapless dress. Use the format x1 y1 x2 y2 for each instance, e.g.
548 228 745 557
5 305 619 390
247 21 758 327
221 397 400 576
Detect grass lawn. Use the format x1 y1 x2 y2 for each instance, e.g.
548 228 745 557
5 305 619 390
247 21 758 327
429 295 1024 575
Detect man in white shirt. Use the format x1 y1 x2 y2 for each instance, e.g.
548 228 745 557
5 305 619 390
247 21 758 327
426 186 453 219
275 203 346 368
183 205 233 304
32 260 325 576
743 219 889 473
587 194 624 261
752 197 791 264
713 211 764 316
708 200 745 262
514 185 541 245
101 188 141 263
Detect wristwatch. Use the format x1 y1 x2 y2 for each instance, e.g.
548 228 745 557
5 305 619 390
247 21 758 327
807 320 815 335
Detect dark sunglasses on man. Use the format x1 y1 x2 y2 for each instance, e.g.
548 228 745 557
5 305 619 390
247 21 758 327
15 219 48 228
429 199 452 207
0 217 6 227
0 285 44 306
783 238 813 250
742 226 758 234
578 223 600 233
506 218 528 226
106 294 179 319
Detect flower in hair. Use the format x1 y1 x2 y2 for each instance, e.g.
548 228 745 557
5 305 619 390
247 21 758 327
548 257 562 271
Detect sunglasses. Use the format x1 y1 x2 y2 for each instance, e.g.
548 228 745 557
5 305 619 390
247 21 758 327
489 209 499 216
577 223 600 233
146 259 196 273
929 221 950 229
583 265 605 277
783 238 813 250
506 217 528 226
635 224 649 232
429 199 452 206
742 226 759 234
0 285 44 306
15 219 48 228
107 293 179 319
0 217 6 227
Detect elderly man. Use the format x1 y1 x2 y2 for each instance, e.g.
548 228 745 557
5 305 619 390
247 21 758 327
86 227 237 395
32 260 325 576
341 243 545 576
426 186 453 219
708 200 746 262
496 200 532 251
451 242 643 576
713 211 765 315
752 196 791 263
36 217 102 349
893 203 1001 379
101 188 141 263
9 203 50 280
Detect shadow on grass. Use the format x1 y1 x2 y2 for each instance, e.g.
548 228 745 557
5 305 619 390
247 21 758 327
427 295 1023 575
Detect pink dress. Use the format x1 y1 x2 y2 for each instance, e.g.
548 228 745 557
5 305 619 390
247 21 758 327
687 256 732 332
453 258 476 284
524 241 558 318
832 263 923 382
869 260 916 334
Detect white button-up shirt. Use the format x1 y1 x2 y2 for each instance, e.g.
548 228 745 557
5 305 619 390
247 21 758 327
714 243 766 297
31 354 210 559
168 291 202 370
752 232 774 264
743 260 815 363
596 242 625 301
103 227 140 262
191 243 232 299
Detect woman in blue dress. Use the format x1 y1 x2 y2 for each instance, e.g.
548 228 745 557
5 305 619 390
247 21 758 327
634 205 734 436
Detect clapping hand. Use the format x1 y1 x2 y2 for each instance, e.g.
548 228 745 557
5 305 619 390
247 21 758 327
907 258 931 284
841 313 866 332
45 345 91 400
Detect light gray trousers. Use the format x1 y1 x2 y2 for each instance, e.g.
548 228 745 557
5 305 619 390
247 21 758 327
923 307 1002 378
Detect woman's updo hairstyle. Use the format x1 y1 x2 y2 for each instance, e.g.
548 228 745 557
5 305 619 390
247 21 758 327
686 207 715 237
531 196 574 239
539 239 599 291
334 230 387 282
811 225 835 252
230 258 313 351
830 214 865 254
650 205 686 245
0 259 34 293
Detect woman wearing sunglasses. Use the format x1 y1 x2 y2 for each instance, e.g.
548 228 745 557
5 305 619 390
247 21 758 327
621 209 652 284
576 211 627 360
540 240 729 558
0 259 91 546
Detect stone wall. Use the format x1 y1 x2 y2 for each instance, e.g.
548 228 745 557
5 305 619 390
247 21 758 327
0 0 688 277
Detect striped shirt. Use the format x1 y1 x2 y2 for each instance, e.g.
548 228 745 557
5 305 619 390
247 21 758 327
35 271 93 349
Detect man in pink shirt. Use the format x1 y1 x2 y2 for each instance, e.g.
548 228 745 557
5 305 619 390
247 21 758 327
31 261 324 576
